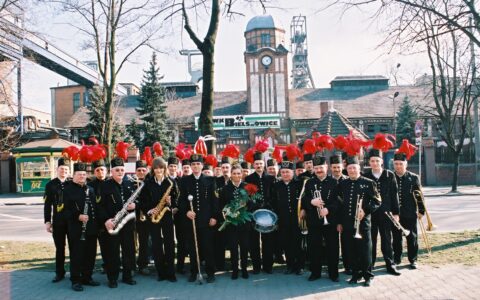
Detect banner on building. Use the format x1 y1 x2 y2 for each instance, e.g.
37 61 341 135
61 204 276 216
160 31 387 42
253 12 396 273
195 114 281 131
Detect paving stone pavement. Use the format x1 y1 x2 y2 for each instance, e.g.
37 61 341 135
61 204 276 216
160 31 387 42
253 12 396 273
1 264 479 300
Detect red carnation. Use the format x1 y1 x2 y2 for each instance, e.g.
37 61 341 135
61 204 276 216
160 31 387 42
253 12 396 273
244 183 259 196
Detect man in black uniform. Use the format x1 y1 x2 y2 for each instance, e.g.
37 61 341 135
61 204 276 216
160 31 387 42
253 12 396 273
245 152 275 274
335 156 381 287
65 162 100 291
295 161 305 178
181 159 192 176
87 159 108 273
299 154 314 179
266 158 279 178
98 157 137 288
44 157 71 283
272 160 304 275
392 152 425 269
363 149 401 276
214 156 231 271
178 154 218 283
329 154 351 275
302 156 340 282
134 160 151 275
241 162 252 180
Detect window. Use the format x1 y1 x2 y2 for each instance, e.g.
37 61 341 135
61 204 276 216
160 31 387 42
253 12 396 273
379 124 389 132
83 92 88 106
367 124 375 133
261 33 271 47
73 92 81 112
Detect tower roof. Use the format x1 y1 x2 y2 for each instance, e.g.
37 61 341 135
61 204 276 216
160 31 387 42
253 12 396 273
246 15 281 32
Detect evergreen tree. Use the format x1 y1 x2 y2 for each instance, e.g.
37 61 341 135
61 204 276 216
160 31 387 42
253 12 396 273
136 52 173 154
396 96 418 143
126 118 143 148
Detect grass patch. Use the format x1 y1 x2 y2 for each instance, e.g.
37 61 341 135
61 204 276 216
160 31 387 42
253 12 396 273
1 230 479 271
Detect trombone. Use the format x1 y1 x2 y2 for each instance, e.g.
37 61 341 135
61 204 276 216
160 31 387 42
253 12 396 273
413 190 433 254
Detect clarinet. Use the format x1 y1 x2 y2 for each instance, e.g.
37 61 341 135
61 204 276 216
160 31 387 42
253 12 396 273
80 188 90 241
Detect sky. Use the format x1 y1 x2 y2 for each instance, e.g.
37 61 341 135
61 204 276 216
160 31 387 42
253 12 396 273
12 0 429 114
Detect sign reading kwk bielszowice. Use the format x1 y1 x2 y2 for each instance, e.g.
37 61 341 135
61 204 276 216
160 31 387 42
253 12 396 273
195 114 281 131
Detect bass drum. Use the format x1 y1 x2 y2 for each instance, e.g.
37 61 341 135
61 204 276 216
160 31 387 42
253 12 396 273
252 209 278 233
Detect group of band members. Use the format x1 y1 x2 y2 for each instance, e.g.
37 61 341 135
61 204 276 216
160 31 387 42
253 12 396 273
44 142 426 291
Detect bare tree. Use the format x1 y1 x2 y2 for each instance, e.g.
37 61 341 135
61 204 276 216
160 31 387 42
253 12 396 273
50 0 164 159
0 0 20 13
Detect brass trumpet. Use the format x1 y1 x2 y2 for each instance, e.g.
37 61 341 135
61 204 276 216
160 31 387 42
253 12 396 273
413 190 433 254
354 194 363 239
313 188 329 225
385 211 410 236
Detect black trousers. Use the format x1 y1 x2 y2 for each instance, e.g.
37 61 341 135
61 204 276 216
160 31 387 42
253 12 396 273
273 230 284 262
52 217 70 277
343 228 374 280
213 227 226 270
185 224 215 276
371 211 395 267
136 220 150 269
69 234 97 284
174 214 187 270
227 227 250 271
97 229 108 268
340 231 352 270
280 225 304 272
392 217 419 264
149 212 175 278
104 221 136 282
308 224 339 278
249 229 273 272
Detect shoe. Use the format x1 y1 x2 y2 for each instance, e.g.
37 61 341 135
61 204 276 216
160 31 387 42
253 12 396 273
71 283 83 292
138 268 150 275
274 256 286 264
206 275 215 283
241 270 249 279
52 275 64 283
82 279 100 286
387 266 401 276
364 277 372 287
188 274 197 282
122 278 137 285
284 268 294 275
349 277 359 284
167 276 177 282
344 269 353 275
308 273 321 281
108 280 118 288
295 269 304 275
394 259 401 265
252 268 260 275
330 277 339 282
231 271 238 280
410 262 417 269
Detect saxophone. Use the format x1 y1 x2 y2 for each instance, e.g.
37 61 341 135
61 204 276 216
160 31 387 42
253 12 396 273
151 178 173 224
108 180 144 235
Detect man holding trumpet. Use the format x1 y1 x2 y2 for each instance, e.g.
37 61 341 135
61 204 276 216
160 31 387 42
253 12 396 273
334 156 381 287
301 155 339 282
392 151 426 270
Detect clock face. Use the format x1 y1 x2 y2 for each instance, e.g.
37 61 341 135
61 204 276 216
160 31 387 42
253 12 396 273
261 55 272 67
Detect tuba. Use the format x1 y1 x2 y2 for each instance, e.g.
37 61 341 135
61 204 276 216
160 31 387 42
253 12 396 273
108 180 144 235
151 178 174 223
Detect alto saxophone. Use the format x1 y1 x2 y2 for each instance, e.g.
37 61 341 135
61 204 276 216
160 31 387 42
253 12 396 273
151 178 174 224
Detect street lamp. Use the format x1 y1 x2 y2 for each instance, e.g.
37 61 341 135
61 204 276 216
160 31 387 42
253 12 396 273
392 91 400 137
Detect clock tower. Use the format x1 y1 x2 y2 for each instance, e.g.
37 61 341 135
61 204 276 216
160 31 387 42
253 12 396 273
244 15 289 117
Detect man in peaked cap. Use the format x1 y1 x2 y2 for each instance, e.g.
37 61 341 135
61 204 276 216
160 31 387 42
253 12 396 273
44 157 71 283
245 151 276 274
299 153 315 179
332 155 381 287
181 159 192 176
272 159 304 275
363 149 401 276
266 158 279 179
134 159 151 276
214 156 232 271
97 157 137 288
295 161 306 178
301 155 339 282
240 161 251 179
178 153 218 283
392 152 425 270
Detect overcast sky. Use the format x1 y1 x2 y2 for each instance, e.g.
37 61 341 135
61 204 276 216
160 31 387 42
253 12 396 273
15 0 428 114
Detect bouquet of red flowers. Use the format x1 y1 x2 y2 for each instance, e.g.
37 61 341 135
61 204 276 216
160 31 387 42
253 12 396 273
219 183 262 231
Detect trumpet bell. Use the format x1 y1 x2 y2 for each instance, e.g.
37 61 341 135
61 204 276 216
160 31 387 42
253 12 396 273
354 233 362 239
